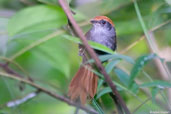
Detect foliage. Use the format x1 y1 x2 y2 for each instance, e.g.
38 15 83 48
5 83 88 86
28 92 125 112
0 0 171 114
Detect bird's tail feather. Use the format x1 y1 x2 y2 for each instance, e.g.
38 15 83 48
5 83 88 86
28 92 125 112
68 64 98 104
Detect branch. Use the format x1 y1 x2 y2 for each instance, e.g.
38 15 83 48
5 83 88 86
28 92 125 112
0 62 97 113
120 20 171 54
0 62 33 90
132 97 152 113
58 0 130 113
0 63 22 78
0 57 31 78
0 71 98 114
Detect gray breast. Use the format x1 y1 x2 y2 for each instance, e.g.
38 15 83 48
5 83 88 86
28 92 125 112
89 26 116 51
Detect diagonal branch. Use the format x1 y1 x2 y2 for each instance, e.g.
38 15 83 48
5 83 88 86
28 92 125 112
0 71 98 114
0 62 97 114
58 0 130 114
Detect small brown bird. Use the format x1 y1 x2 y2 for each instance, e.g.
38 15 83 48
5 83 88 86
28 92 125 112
68 16 117 104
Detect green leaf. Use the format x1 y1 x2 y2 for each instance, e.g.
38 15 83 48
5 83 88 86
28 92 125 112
62 34 81 43
140 80 171 88
105 60 120 73
89 41 114 54
96 87 112 100
113 81 137 94
7 33 73 87
92 98 104 114
114 68 129 86
97 79 104 92
30 36 71 77
129 53 158 86
62 35 115 54
91 70 104 79
115 80 139 95
130 83 139 94
89 54 114 63
96 81 138 100
8 5 67 36
6 4 72 79
114 67 140 94
96 86 122 100
96 82 126 100
151 87 160 103
87 53 134 64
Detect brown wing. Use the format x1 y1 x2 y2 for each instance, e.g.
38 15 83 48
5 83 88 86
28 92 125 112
78 31 90 56
78 31 92 63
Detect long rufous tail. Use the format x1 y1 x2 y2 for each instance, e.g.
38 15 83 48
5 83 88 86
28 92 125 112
68 64 98 104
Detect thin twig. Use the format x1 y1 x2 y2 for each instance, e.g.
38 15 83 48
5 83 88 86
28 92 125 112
0 71 98 114
120 35 144 54
132 97 152 113
0 63 22 78
0 62 33 84
58 0 130 113
10 30 64 60
120 20 171 54
0 56 30 79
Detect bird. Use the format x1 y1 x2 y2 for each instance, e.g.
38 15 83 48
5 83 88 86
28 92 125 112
68 16 117 104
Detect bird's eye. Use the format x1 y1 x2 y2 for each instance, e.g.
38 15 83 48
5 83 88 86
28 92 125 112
101 20 106 25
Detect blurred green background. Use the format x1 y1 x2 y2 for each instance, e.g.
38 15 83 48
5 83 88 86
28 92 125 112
0 0 171 114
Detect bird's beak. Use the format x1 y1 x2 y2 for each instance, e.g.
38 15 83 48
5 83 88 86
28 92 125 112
90 19 98 24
